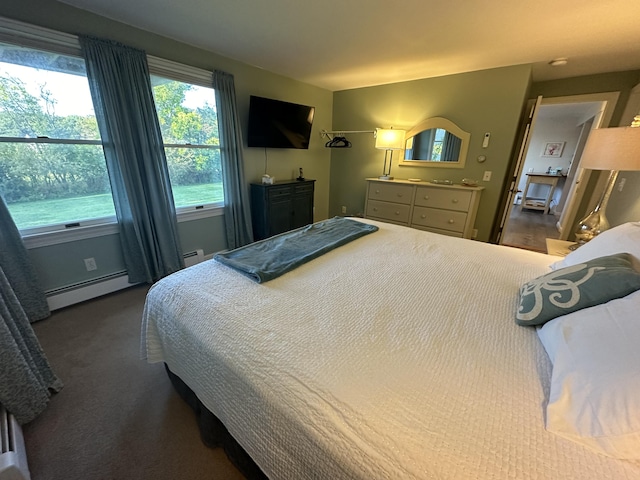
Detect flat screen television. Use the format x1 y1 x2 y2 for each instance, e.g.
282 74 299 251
247 95 315 149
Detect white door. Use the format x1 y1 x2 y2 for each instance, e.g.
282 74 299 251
496 96 542 244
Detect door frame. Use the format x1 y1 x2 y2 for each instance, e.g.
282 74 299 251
494 92 620 245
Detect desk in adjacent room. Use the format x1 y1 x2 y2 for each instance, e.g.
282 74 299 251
520 173 565 214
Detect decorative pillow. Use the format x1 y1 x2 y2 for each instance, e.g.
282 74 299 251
537 289 640 459
516 252 640 326
550 221 640 270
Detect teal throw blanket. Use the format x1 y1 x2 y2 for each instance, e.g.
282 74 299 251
214 217 378 283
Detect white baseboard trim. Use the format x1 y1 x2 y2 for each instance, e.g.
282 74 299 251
45 250 215 311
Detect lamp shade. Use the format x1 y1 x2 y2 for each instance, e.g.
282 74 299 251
580 127 640 171
375 128 406 150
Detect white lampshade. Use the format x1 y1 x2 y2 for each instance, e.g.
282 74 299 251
375 128 406 150
572 125 640 246
580 127 640 171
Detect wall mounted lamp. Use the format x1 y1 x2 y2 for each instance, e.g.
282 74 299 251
375 128 406 180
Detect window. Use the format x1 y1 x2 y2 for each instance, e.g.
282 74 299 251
0 19 225 240
150 74 223 210
0 42 115 233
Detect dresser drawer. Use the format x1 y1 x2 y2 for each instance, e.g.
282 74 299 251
366 200 411 224
414 186 472 212
294 183 314 195
411 206 467 233
268 186 292 200
367 182 413 204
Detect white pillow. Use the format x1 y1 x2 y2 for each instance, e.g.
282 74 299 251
551 221 640 270
537 289 640 459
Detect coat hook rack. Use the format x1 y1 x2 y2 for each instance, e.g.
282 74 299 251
319 129 376 140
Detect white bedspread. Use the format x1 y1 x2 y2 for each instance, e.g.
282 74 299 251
142 219 640 479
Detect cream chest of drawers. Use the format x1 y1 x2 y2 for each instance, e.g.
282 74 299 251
364 178 483 238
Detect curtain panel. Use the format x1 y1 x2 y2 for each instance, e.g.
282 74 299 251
0 195 62 424
0 267 63 424
213 70 254 249
442 132 461 162
0 196 49 322
80 36 184 284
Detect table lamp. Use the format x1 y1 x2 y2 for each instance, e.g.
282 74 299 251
375 128 406 180
573 125 640 244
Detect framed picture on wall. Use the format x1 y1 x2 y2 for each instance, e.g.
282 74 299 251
542 141 565 157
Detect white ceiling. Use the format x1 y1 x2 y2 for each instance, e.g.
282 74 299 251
58 0 640 91
537 102 603 123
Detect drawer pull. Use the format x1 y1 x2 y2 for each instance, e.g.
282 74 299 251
395 211 400 215
375 189 380 194
452 198 459 203
448 219 455 224
397 194 403 198
421 214 426 219
423 196 429 200
373 207 378 212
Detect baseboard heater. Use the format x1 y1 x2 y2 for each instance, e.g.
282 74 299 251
0 405 30 480
46 249 208 311
183 248 205 267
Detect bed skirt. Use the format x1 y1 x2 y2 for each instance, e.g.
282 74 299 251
164 365 267 479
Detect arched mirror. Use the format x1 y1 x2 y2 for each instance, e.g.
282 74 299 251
399 117 470 169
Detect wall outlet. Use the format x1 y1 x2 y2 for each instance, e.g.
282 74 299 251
482 171 492 182
341 205 347 214
84 257 97 271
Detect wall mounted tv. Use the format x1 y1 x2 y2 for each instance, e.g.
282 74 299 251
247 95 315 149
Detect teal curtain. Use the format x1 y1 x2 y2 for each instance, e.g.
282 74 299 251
80 36 184 283
0 195 62 424
442 132 461 161
213 70 254 249
0 196 49 322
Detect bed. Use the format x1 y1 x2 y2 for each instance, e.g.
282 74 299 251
141 218 640 479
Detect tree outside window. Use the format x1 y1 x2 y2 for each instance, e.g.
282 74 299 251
0 44 224 233
151 76 223 209
0 44 115 231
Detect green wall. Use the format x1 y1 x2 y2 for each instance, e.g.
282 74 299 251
329 65 532 241
0 0 333 292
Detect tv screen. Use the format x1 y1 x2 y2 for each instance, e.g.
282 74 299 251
247 95 315 149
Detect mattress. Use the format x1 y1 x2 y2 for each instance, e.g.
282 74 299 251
141 219 640 479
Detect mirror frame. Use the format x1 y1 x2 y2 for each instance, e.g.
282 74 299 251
398 117 470 169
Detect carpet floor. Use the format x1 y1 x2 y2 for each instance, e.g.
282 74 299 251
24 285 246 480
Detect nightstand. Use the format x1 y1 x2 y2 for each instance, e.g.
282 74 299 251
545 238 577 257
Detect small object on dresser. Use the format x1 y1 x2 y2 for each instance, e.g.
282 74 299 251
408 178 422 182
461 178 478 187
297 167 305 181
262 174 275 185
430 179 453 185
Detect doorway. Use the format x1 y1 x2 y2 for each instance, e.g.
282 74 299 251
497 93 619 252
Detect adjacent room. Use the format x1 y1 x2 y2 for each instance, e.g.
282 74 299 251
2 1 640 479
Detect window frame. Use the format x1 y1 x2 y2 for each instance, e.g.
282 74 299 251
148 57 224 214
0 16 224 248
0 38 118 237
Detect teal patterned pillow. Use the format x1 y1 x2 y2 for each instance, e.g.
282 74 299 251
516 253 640 326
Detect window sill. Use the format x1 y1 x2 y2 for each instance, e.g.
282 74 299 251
23 222 119 249
23 204 224 249
176 204 224 222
